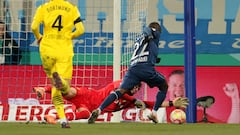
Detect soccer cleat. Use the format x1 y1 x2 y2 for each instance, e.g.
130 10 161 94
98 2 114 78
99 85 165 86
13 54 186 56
61 122 71 128
52 72 63 90
44 115 57 124
32 87 45 99
88 109 100 124
147 113 159 124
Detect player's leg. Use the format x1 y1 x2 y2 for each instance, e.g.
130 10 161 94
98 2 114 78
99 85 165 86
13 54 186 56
40 54 68 127
51 86 70 128
51 55 73 128
88 74 137 124
146 72 168 124
52 72 70 94
66 110 91 120
88 89 125 124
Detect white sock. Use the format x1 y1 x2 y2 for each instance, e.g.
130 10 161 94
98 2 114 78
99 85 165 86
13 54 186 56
97 108 102 114
152 110 157 116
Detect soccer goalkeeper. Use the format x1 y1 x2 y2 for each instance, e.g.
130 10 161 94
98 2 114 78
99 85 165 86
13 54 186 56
31 0 85 128
33 80 189 124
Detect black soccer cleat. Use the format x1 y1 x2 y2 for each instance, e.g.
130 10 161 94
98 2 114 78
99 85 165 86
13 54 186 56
88 109 100 124
147 113 159 124
52 72 63 90
61 122 70 128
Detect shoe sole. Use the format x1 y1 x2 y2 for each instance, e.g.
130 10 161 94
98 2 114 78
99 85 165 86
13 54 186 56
88 110 99 124
32 88 43 99
52 72 63 90
36 91 43 99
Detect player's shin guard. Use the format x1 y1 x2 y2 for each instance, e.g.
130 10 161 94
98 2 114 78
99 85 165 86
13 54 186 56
99 91 123 111
153 90 167 111
52 72 70 95
60 79 70 95
52 87 67 122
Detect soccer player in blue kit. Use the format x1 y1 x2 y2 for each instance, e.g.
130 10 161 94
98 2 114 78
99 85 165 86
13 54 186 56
88 22 168 124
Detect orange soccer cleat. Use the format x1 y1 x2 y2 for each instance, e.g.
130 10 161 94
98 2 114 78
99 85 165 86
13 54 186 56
44 115 57 124
32 87 45 99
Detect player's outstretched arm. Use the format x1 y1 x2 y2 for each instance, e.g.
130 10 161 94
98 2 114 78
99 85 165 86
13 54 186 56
143 97 189 108
121 93 146 110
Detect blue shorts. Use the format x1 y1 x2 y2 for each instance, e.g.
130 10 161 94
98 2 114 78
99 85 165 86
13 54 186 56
120 65 166 92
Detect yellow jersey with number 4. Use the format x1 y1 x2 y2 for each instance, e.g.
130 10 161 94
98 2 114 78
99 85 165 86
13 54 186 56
31 0 84 56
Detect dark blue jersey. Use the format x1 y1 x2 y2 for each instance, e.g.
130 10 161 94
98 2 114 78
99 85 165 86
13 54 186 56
120 27 164 91
130 34 158 67
96 23 167 116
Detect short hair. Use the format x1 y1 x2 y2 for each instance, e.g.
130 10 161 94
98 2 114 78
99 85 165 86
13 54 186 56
148 22 161 33
168 69 184 78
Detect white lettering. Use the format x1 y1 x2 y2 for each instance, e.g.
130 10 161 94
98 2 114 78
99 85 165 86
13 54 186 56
232 38 240 48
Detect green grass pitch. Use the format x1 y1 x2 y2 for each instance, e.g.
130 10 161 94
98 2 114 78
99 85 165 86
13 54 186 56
0 122 239 135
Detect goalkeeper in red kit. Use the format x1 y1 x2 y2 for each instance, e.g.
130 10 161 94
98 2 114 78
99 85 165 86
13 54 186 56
33 80 189 124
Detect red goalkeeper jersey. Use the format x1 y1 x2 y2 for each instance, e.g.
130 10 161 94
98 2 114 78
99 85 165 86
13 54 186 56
67 80 135 112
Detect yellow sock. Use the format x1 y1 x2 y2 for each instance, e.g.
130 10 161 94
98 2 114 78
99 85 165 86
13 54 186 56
54 74 70 95
60 79 70 95
51 87 66 119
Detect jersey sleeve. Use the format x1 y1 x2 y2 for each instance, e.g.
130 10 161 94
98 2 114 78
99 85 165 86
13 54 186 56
72 6 81 21
31 5 44 40
121 94 135 102
33 5 44 23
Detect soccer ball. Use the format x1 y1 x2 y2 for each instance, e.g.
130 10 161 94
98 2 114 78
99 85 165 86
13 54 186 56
170 109 186 124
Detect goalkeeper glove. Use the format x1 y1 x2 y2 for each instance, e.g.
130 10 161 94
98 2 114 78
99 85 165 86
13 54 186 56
172 97 189 108
134 99 146 110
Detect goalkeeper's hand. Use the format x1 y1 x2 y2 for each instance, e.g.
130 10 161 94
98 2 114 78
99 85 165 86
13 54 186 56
173 97 189 108
134 99 146 110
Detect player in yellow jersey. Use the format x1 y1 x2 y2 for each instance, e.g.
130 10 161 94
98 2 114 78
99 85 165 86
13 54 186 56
31 0 85 128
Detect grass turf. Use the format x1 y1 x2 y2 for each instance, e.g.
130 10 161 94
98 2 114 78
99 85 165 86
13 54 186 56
0 122 239 135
